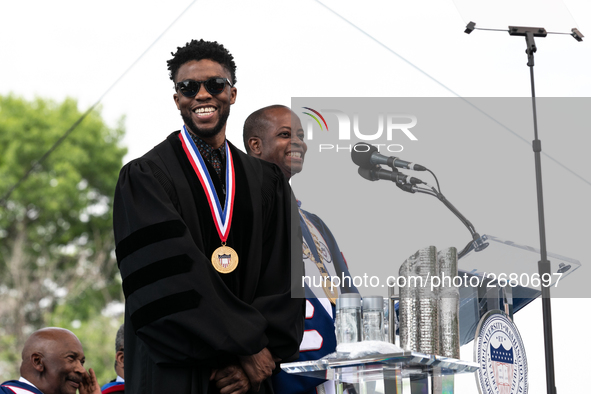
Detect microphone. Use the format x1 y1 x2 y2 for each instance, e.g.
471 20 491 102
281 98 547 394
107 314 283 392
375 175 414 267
351 142 427 171
358 166 424 185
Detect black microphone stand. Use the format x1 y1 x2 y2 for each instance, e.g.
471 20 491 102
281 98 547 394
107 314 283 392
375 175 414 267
510 25 557 394
462 22 583 394
396 181 483 258
358 166 484 258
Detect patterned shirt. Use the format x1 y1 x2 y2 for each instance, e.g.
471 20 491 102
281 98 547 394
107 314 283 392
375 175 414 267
189 133 226 196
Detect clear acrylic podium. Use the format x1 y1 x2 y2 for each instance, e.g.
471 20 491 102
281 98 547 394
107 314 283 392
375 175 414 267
282 351 478 393
283 234 581 393
456 234 581 345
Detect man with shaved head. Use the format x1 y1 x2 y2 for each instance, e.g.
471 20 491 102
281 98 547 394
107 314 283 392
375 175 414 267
1 327 101 394
244 105 358 394
243 105 306 180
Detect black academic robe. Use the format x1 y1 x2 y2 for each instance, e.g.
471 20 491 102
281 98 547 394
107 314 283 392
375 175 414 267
113 132 305 394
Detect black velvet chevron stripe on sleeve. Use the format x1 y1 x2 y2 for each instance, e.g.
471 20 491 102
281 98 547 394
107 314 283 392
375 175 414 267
115 220 186 263
122 254 193 298
130 290 202 332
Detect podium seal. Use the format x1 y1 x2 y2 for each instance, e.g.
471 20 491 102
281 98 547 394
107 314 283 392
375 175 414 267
474 310 528 394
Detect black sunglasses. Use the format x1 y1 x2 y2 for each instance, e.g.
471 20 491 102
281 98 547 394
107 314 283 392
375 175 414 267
175 78 233 97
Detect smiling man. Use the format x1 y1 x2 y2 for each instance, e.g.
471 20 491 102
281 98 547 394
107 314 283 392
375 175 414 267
244 105 357 394
243 105 306 180
1 328 100 394
113 40 304 394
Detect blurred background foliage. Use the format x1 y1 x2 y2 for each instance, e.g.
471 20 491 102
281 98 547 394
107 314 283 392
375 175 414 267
0 94 127 385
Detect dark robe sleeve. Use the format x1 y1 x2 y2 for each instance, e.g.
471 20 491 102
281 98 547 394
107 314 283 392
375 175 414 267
113 158 271 365
251 162 305 361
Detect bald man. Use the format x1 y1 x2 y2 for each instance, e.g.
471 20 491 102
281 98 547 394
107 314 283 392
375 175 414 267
1 327 101 394
243 105 305 180
244 105 358 394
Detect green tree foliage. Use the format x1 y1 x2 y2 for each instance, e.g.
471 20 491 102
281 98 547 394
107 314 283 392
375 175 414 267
0 94 127 382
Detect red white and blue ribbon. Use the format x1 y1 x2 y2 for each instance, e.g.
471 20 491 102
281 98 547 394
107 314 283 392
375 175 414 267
179 126 235 242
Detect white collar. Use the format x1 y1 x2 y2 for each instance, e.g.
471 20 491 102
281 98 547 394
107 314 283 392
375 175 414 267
18 377 40 391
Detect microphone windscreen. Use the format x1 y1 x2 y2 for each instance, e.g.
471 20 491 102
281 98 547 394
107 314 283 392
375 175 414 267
351 143 377 168
358 167 372 181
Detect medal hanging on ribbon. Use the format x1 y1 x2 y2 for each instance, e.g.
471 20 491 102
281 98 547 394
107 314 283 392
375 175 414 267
300 209 338 304
179 126 239 273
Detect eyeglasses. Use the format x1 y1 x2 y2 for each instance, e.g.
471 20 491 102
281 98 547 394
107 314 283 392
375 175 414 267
175 78 233 97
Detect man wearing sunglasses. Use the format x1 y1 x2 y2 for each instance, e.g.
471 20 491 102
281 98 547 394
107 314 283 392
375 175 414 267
113 40 304 394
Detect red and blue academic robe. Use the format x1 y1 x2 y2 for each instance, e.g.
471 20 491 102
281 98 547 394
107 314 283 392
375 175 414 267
272 209 358 394
100 380 124 393
1 381 44 394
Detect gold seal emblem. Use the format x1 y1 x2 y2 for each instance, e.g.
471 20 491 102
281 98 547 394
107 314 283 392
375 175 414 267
211 245 239 274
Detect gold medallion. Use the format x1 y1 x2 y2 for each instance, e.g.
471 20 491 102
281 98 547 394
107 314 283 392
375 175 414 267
211 245 239 274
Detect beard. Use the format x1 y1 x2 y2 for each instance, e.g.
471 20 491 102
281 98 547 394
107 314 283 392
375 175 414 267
182 106 231 140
